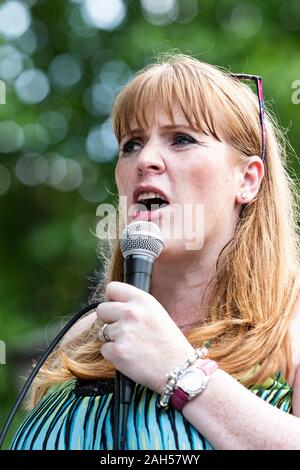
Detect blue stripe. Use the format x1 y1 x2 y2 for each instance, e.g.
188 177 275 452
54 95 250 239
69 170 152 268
10 372 293 450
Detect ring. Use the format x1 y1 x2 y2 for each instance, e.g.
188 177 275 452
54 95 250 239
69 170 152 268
99 323 111 343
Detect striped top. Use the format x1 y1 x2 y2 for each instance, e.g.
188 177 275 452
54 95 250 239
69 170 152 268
11 371 293 450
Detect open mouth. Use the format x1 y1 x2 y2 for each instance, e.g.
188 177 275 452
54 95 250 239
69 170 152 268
137 196 169 212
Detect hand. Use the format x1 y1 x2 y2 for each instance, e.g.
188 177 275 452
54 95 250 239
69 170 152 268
97 281 195 395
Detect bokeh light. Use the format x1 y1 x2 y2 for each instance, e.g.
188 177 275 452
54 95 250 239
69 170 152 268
0 165 11 196
0 0 31 39
58 136 85 161
84 60 131 116
68 3 96 37
16 20 49 55
86 119 118 162
0 45 25 81
141 0 179 25
15 68 50 104
81 0 126 31
15 27 37 56
78 163 109 203
46 155 82 192
38 111 68 144
21 123 49 153
229 3 263 38
176 0 198 24
217 3 263 38
15 154 49 186
48 53 83 89
0 121 24 153
84 81 115 116
100 59 132 85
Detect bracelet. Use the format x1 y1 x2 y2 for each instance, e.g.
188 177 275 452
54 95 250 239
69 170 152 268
158 346 209 409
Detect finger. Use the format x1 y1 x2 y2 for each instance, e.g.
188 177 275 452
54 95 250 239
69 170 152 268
100 341 115 362
99 322 118 343
106 281 147 302
96 301 124 324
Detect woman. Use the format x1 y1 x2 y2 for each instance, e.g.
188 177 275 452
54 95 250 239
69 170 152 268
11 54 300 450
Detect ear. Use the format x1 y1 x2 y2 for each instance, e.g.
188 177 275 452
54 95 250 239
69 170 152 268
236 156 265 204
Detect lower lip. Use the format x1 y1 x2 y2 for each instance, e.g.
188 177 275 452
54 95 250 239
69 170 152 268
132 206 169 221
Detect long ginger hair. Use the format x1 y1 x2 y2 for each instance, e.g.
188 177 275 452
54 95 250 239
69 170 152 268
28 54 300 408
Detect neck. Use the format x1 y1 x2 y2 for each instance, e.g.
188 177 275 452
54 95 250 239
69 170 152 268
150 230 235 330
150 250 215 330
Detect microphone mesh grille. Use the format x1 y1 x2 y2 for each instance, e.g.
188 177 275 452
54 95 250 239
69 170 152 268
120 221 164 259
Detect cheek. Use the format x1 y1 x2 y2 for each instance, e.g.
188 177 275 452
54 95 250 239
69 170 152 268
115 161 131 193
184 163 217 202
183 158 234 211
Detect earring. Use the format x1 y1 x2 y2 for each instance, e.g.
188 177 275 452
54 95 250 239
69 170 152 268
240 192 250 200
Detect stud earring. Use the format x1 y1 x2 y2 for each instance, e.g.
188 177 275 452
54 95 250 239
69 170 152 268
240 192 250 200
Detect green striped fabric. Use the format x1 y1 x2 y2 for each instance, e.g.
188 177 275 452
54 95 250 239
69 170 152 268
10 370 293 450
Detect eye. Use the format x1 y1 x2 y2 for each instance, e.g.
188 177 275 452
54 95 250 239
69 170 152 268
120 139 142 155
172 134 197 146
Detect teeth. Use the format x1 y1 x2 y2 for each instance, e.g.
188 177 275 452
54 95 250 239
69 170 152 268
137 191 166 202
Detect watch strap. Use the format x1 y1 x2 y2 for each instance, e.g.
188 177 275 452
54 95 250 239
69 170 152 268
170 387 189 411
171 359 219 411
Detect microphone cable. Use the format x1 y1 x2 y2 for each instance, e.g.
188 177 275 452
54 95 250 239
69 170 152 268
0 302 100 449
1 222 164 450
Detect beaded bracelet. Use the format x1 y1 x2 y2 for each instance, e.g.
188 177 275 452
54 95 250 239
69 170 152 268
158 346 209 409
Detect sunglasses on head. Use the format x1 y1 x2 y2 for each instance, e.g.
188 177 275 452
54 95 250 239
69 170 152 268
230 73 266 163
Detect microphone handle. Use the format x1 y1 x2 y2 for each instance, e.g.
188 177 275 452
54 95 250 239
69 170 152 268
124 255 153 292
115 254 155 449
121 255 154 404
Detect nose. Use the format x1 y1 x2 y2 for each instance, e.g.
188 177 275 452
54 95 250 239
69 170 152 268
137 140 165 176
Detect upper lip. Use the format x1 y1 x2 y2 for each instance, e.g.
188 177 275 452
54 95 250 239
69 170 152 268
133 184 170 204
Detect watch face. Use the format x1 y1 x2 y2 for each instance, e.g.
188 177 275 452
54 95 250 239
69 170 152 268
178 368 206 394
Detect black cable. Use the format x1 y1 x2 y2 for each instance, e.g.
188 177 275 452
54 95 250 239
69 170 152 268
0 302 100 449
120 402 129 451
113 370 121 450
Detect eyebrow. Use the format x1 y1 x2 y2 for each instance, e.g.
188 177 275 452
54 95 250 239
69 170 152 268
121 124 197 140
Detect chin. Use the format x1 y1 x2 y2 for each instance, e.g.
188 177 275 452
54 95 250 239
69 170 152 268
157 237 203 262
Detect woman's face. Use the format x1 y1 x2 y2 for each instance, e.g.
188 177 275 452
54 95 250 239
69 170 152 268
115 106 254 256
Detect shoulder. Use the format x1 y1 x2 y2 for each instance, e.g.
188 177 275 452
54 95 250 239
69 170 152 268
42 379 77 402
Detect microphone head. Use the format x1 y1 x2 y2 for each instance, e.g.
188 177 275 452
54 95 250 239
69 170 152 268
120 221 164 260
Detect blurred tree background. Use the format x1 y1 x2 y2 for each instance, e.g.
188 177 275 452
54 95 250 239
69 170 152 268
0 0 300 447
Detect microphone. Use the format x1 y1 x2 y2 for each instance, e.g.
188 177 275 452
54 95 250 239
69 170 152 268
120 220 165 293
115 220 164 449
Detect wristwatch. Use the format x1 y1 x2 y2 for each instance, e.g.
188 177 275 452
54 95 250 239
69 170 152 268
170 359 219 411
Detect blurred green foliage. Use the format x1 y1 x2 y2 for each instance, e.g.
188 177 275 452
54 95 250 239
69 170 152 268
0 0 300 448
